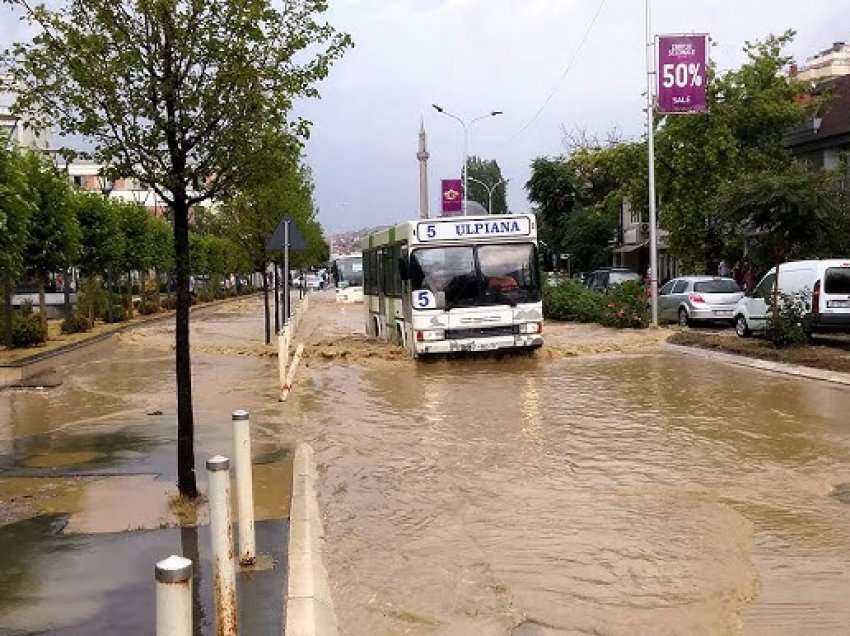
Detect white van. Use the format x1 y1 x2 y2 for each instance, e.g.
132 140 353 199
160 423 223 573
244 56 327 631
734 259 850 337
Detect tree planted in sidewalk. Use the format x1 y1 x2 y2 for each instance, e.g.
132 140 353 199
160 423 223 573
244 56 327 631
0 146 32 348
6 0 352 496
20 152 80 327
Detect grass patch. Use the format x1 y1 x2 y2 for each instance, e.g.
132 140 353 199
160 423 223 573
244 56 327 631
669 330 850 374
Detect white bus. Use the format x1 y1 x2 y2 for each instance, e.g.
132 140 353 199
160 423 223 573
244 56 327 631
362 214 543 357
332 253 364 303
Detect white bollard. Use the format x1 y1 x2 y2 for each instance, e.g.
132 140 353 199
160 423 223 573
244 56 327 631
277 326 290 391
155 555 193 636
206 455 238 635
279 343 305 402
231 410 256 566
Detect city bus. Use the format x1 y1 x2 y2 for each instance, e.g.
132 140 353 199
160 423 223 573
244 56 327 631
332 253 364 303
362 214 543 357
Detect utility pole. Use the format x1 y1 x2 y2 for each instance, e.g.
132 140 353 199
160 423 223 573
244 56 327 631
645 0 659 327
468 176 509 214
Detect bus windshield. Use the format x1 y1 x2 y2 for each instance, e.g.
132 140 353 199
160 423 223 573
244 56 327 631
335 257 363 288
410 243 539 308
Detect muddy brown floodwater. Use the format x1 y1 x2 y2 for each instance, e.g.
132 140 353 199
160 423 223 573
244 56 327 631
286 295 850 635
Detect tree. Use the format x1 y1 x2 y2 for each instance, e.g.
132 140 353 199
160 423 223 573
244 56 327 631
717 162 839 326
465 156 508 214
525 157 579 252
656 31 811 272
0 146 31 347
116 201 153 317
73 192 124 322
7 0 352 496
20 151 80 326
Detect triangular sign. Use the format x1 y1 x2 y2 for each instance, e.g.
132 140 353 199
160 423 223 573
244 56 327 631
266 216 307 252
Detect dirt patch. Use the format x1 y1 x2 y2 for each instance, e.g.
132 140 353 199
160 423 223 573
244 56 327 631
669 330 850 374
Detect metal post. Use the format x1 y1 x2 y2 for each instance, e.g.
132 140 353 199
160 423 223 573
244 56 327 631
155 555 193 636
646 0 659 327
462 123 469 216
206 455 238 635
283 221 290 325
231 411 256 566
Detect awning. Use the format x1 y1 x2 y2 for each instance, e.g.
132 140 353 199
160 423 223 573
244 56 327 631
613 241 648 254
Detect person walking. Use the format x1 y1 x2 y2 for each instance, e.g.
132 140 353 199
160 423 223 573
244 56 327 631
718 259 731 278
741 259 755 293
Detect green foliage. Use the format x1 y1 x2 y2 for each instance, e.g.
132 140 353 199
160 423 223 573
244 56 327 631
61 311 92 334
0 146 32 283
20 151 80 282
77 276 106 324
73 192 124 277
599 281 650 329
544 279 649 329
543 280 604 323
105 304 127 323
657 30 811 271
11 302 47 347
766 292 808 348
465 156 508 214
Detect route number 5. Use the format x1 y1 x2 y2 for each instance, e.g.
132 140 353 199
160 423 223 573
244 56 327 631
426 224 436 239
413 290 435 309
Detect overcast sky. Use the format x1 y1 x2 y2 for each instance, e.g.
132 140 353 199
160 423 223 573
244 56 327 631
2 1 847 234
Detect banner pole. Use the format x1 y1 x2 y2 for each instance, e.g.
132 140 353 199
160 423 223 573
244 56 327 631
646 0 659 327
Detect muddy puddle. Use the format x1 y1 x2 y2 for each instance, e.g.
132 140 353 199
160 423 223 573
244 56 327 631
282 299 850 635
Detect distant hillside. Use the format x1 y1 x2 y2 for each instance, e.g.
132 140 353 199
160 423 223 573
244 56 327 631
329 225 389 256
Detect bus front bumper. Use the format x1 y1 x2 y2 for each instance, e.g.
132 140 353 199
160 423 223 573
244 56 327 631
415 334 543 355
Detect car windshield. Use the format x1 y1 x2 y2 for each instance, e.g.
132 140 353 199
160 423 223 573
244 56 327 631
410 244 539 308
608 271 639 285
694 279 740 293
824 268 850 294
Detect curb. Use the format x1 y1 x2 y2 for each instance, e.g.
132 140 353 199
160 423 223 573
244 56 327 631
286 444 337 636
666 342 850 387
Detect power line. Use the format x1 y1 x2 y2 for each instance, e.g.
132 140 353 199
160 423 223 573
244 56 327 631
505 0 609 142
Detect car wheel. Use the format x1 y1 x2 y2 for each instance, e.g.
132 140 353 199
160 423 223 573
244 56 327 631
678 308 690 327
735 315 750 338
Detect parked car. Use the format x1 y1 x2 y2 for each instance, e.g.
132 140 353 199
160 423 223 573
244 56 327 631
734 259 850 337
659 276 743 326
584 268 641 291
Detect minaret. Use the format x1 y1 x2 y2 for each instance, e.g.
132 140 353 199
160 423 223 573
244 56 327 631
417 117 430 219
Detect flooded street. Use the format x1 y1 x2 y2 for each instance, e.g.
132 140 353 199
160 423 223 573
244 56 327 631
1 293 849 634
288 297 850 635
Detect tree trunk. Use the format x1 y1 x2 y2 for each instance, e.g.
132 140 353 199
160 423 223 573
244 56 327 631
263 267 271 345
155 267 162 311
174 195 198 498
106 268 113 323
63 268 72 322
37 275 47 329
3 275 12 348
126 269 134 318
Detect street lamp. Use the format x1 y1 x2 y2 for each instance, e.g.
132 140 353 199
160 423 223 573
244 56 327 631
432 104 502 215
467 176 509 215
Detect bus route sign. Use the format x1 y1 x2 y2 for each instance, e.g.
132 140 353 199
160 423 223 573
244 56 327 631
417 217 531 242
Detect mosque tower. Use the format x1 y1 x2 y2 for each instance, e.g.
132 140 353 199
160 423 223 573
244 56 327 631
417 117 430 219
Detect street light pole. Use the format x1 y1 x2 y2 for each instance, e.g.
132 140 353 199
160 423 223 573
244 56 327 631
645 0 659 327
432 105 502 216
467 176 509 214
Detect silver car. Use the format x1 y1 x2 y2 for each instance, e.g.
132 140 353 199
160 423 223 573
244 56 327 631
659 276 743 326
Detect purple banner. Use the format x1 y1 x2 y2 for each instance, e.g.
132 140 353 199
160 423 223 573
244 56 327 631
441 179 463 216
657 34 708 114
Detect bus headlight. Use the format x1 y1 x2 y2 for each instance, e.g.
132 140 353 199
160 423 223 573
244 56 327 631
416 329 445 342
519 322 542 334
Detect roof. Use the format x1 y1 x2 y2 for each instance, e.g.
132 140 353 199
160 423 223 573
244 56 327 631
787 74 850 151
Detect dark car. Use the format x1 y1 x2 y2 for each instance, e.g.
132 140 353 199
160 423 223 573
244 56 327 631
584 268 641 292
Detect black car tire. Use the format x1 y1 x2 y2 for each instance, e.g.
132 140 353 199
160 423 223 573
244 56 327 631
678 308 690 327
735 315 750 338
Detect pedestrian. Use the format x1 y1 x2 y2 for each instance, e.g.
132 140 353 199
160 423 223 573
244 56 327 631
718 259 731 278
742 259 755 293
733 261 744 288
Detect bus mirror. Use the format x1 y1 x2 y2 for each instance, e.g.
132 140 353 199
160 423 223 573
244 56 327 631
398 258 409 281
